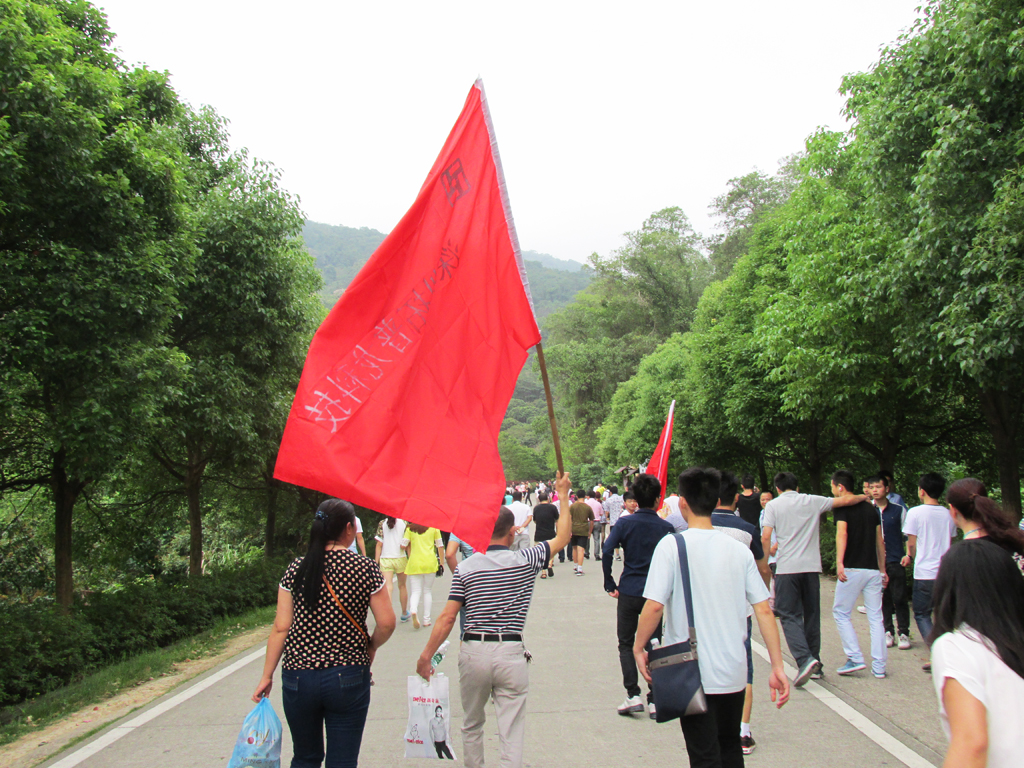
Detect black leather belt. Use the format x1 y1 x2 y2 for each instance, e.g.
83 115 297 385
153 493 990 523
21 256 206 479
462 632 523 642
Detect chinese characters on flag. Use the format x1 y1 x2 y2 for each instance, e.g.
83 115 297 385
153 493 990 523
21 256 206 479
274 81 540 553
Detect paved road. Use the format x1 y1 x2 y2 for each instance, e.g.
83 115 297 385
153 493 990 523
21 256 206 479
43 546 947 768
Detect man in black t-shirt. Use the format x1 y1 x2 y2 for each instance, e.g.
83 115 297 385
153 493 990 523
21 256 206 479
830 470 888 678
736 474 762 529
531 492 559 578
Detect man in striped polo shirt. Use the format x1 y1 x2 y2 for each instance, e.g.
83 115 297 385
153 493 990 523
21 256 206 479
417 472 573 768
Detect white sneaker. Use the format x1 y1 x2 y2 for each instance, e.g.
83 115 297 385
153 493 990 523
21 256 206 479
885 631 894 648
856 605 867 614
617 695 644 715
648 701 657 720
899 634 911 650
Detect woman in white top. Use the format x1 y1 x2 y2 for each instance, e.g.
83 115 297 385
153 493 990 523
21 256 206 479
930 539 1024 768
375 517 410 622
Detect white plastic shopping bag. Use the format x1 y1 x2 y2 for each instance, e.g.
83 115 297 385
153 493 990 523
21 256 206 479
227 697 282 768
405 673 457 759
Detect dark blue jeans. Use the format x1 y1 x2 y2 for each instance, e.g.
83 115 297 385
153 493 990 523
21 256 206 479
912 579 935 641
282 665 371 768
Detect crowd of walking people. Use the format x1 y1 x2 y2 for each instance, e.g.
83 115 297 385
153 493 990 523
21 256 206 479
251 467 1024 768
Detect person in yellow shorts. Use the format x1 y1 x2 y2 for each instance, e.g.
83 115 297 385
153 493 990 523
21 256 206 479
376 516 410 622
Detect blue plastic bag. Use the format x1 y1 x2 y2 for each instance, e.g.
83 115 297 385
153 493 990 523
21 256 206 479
227 698 282 768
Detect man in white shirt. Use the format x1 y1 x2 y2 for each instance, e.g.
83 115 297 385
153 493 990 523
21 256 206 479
902 472 955 662
634 467 789 767
348 515 366 555
506 491 533 552
760 472 867 687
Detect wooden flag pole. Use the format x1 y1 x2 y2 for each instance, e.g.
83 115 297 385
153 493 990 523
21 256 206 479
534 341 564 474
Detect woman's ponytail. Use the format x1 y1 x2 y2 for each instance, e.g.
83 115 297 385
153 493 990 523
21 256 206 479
948 478 1024 556
293 499 356 609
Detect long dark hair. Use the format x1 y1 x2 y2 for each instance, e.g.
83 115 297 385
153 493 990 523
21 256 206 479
292 499 356 610
930 539 1024 679
947 478 1024 556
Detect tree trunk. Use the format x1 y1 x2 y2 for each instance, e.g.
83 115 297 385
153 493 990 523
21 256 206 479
879 433 900 477
756 454 769 493
978 387 1022 520
51 449 85 610
185 456 207 577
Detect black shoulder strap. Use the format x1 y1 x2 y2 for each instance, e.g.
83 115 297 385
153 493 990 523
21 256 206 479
673 533 696 639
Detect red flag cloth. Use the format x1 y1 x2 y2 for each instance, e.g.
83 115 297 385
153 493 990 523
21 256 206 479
646 400 676 508
274 81 540 554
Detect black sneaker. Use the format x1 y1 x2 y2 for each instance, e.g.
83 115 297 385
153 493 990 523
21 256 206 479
740 735 756 755
548 567 554 577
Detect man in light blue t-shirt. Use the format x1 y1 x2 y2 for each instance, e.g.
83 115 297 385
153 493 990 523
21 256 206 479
634 467 789 766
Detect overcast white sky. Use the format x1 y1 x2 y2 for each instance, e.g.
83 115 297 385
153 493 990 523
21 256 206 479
97 0 924 264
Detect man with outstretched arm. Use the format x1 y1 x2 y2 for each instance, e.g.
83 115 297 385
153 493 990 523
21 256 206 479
416 472 573 768
634 467 789 768
760 471 868 687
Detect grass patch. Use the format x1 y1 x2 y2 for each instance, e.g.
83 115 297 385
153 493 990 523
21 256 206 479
0 604 274 748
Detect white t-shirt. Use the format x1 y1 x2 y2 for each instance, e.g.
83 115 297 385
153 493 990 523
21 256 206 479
760 509 778 566
932 627 1024 768
507 500 532 528
903 504 956 579
348 516 364 553
761 491 833 575
643 529 769 694
375 519 407 559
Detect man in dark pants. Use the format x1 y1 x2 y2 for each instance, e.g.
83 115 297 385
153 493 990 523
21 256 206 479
602 473 674 718
760 472 867 687
867 475 911 650
635 467 789 768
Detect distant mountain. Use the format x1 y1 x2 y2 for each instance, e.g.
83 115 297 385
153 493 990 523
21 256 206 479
302 220 590 318
521 249 588 273
302 221 387 303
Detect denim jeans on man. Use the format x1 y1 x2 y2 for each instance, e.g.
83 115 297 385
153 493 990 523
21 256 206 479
282 665 371 768
832 568 887 675
912 579 935 640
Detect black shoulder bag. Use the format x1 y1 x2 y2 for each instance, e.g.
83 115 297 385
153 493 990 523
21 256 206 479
648 533 707 722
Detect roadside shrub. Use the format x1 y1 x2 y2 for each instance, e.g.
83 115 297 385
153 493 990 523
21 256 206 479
0 602 99 706
0 558 286 707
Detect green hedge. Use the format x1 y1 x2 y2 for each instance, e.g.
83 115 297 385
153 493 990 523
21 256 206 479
0 559 285 707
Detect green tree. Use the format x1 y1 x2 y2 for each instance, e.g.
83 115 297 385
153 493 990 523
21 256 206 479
841 0 1024 514
755 132 975 479
149 114 323 576
706 159 798 279
541 208 711 464
0 0 193 606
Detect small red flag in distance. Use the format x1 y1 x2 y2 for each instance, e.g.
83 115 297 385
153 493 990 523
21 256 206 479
274 81 540 554
646 400 676 509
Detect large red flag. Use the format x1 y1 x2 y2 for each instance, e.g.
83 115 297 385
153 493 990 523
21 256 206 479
275 81 540 553
645 400 675 507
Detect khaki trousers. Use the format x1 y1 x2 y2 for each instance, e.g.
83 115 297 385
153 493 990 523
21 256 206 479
458 640 529 768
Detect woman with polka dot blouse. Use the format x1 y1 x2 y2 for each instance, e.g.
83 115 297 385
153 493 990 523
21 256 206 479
252 499 396 767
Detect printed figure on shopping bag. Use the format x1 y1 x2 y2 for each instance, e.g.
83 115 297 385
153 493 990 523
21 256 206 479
405 674 457 759
431 705 454 759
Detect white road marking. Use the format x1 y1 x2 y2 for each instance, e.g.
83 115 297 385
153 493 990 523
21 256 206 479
47 647 266 768
751 640 937 768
